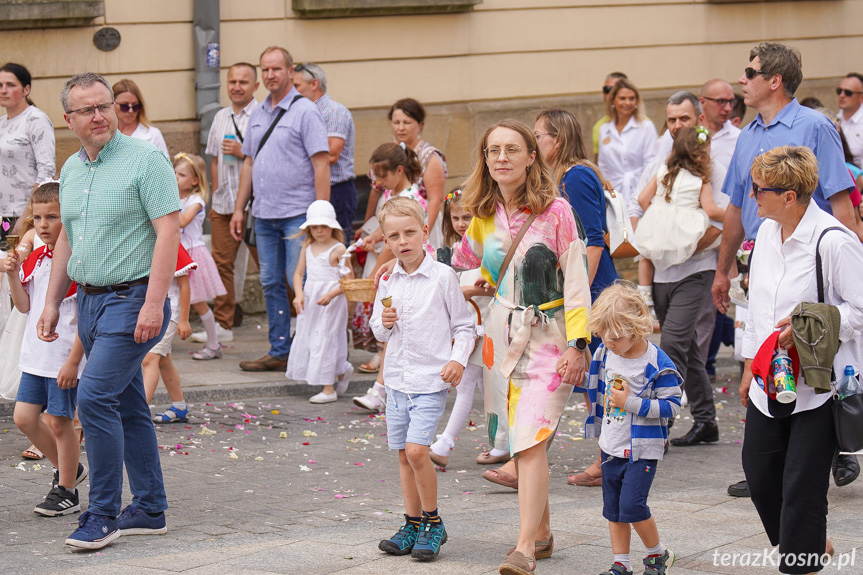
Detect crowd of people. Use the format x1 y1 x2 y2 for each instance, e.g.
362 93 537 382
1 39 863 575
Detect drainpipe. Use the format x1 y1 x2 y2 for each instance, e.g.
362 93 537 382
193 0 221 149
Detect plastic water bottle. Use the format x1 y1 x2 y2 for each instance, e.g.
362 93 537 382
222 133 237 165
837 366 862 399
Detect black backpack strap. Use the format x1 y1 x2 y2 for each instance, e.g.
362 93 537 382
254 94 303 159
815 226 847 303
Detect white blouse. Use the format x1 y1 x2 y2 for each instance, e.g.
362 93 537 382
598 116 658 208
130 122 169 158
744 202 863 416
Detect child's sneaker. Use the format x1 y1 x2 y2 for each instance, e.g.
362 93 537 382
335 364 353 396
410 519 447 561
729 276 748 308
599 563 633 575
34 486 80 516
309 391 337 404
51 462 89 489
379 515 419 555
116 504 167 536
152 406 189 424
65 511 119 549
353 387 384 412
643 549 676 575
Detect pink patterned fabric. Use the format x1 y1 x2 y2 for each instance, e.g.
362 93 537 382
187 245 227 304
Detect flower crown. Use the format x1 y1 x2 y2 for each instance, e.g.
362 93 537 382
695 125 710 143
445 188 462 203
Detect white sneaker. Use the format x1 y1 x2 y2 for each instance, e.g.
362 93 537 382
353 387 384 412
190 325 234 343
335 364 353 396
729 276 748 309
309 391 337 404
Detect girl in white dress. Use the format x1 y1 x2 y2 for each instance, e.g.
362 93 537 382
174 153 227 360
634 127 726 308
287 200 354 404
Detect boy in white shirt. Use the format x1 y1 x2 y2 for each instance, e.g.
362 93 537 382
371 196 475 561
3 182 87 516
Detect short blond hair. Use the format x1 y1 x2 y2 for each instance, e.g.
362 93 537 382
588 282 654 341
378 196 426 232
750 146 818 204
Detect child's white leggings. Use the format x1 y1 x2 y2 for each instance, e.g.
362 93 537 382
430 363 484 457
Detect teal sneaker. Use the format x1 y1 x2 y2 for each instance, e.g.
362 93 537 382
378 515 419 555
643 549 676 574
410 519 447 561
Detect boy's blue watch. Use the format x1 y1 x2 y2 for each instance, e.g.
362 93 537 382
567 338 588 351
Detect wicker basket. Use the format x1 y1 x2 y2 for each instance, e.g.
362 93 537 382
340 278 376 303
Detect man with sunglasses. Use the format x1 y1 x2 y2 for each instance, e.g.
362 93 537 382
699 79 741 169
714 42 860 494
292 62 356 238
591 72 628 162
836 72 863 167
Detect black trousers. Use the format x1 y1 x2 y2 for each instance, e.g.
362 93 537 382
742 401 835 574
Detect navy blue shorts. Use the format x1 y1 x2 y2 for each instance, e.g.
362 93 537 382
16 372 78 419
601 450 657 523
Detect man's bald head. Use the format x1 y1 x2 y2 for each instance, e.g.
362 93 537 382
700 79 735 131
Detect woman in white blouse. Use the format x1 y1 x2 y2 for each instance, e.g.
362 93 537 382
741 146 863 575
0 62 55 236
597 78 657 208
112 79 169 158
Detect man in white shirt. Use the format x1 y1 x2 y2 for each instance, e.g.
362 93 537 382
196 63 259 343
699 79 741 170
836 72 863 167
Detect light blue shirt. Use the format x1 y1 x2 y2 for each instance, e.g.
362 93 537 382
242 87 329 219
724 98 854 239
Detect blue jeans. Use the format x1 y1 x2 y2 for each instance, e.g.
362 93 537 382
77 283 169 517
255 215 304 359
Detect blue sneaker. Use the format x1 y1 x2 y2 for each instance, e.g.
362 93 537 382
65 511 119 550
378 515 419 555
411 519 447 561
117 504 167 536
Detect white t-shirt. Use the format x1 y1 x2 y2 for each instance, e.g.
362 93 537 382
19 249 84 378
130 122 169 158
838 106 863 168
598 345 654 458
180 195 207 250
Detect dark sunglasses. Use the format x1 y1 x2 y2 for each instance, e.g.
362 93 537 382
744 67 769 80
294 63 316 80
751 182 787 197
836 87 863 97
117 102 142 113
602 85 614 95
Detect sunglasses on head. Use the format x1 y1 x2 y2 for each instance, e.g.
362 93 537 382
836 87 863 97
744 67 769 80
117 102 142 113
751 182 787 197
602 85 614 95
294 63 316 80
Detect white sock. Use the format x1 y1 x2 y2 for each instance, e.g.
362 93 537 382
645 542 665 556
172 400 187 412
489 448 509 458
372 382 386 396
199 309 219 349
613 554 631 570
730 275 743 290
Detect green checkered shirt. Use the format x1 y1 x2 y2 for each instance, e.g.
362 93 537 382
59 131 181 286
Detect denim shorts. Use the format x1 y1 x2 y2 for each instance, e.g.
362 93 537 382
16 372 78 419
600 450 658 524
386 388 448 450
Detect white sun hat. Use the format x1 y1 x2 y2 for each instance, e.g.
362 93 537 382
299 200 342 230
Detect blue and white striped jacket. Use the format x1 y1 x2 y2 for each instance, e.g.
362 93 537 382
584 342 683 461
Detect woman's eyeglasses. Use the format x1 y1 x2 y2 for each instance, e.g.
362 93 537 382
484 145 523 160
751 182 787 197
744 67 769 80
117 102 142 113
836 88 863 97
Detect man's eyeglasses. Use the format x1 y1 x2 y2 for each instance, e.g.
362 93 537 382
702 96 734 107
294 63 316 80
744 67 769 80
751 182 787 197
836 88 863 97
117 102 142 113
602 85 614 95
484 145 523 160
66 102 114 117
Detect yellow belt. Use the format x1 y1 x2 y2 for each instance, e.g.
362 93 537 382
538 298 564 311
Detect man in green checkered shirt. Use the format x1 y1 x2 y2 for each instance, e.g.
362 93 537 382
38 72 180 550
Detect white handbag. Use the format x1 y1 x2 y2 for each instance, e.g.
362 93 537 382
0 307 26 400
575 161 639 259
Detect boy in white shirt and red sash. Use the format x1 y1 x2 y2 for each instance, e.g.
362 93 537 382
371 196 475 561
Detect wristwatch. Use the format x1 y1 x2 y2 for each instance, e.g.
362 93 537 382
567 338 588 351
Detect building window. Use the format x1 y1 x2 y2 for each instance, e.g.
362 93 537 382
292 0 482 19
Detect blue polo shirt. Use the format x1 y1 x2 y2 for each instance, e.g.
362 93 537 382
723 98 854 239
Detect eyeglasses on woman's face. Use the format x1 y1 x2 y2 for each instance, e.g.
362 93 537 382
484 145 524 160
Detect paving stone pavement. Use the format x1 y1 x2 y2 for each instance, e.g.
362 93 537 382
0 322 861 574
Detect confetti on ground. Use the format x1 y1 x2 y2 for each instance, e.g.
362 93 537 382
279 431 288 439
199 426 217 435
255 456 264 461
302 430 317 437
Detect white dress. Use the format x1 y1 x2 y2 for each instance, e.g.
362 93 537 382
286 243 350 386
635 165 710 272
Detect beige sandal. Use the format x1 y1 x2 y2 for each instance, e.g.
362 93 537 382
21 444 43 460
506 533 553 560
499 550 536 575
